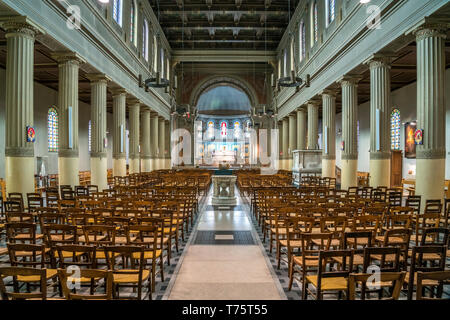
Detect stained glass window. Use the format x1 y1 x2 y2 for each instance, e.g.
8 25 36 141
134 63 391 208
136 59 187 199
299 21 306 62
113 0 122 26
328 0 335 25
130 0 137 46
88 120 92 152
220 121 227 138
234 121 241 138
48 107 58 152
208 121 214 138
391 109 401 150
143 20 149 61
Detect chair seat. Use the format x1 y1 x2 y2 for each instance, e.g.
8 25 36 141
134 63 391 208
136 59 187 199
115 236 136 244
374 236 405 244
59 250 85 259
293 256 318 268
305 275 348 291
78 235 107 243
96 251 120 259
346 237 370 246
113 270 150 283
279 240 302 248
371 253 405 262
405 272 440 286
333 254 364 266
407 250 443 261
0 247 7 256
14 234 44 240
312 238 341 247
15 248 52 257
17 269 58 282
132 250 162 260
270 228 292 235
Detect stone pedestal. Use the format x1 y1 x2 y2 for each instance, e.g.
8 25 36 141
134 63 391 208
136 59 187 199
212 175 237 206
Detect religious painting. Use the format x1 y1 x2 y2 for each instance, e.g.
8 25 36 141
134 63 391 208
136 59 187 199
26 126 36 143
404 122 416 159
220 121 227 137
414 129 423 145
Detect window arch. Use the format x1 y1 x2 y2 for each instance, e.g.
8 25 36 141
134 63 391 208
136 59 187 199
391 109 401 150
290 36 295 73
326 0 335 26
113 0 123 26
130 0 137 46
311 1 318 47
142 19 149 61
283 49 287 77
153 35 158 73
299 20 306 62
160 48 165 78
48 107 59 152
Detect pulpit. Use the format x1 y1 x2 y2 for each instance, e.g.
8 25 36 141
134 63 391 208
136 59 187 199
212 175 237 205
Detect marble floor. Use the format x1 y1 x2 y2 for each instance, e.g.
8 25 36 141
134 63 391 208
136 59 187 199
165 190 286 300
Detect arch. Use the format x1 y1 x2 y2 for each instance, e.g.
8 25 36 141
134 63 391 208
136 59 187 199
299 20 306 62
142 19 149 61
153 34 158 73
48 107 59 152
190 75 258 110
310 1 318 47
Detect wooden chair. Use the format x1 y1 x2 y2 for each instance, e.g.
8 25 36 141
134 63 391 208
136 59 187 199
337 231 373 270
0 267 47 300
279 217 314 270
374 229 411 270
287 232 332 294
104 245 151 300
304 249 354 300
8 193 24 211
3 200 23 213
348 272 406 300
27 193 43 213
57 268 113 300
406 245 447 300
416 271 450 300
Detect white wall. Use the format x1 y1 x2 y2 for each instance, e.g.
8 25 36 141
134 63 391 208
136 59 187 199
336 68 450 180
0 67 114 179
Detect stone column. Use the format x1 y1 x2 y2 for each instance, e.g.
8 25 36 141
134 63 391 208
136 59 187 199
165 120 171 169
150 113 159 170
158 117 166 170
307 100 320 150
128 99 140 174
297 108 307 150
288 113 297 170
112 89 127 177
86 74 109 192
338 76 362 190
282 117 289 170
414 25 447 208
277 120 283 169
2 18 42 195
368 56 393 188
140 108 151 172
321 90 336 178
53 52 85 188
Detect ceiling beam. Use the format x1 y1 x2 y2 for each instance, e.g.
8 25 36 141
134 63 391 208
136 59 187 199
172 49 276 63
159 20 288 28
159 10 289 16
164 26 284 32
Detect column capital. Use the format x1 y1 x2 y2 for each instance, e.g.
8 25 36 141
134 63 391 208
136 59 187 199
306 99 321 106
52 52 86 65
413 24 448 42
127 98 142 106
321 89 337 97
364 54 396 69
337 75 363 87
296 106 306 112
141 107 151 114
85 73 111 83
0 16 45 38
111 88 128 97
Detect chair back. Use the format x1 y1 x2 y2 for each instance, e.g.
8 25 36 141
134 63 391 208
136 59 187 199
0 267 47 300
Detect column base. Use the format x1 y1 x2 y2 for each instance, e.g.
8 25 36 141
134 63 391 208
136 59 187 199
341 159 358 191
58 156 80 188
90 157 108 191
322 159 336 178
141 159 151 172
165 158 171 170
416 158 445 211
6 156 35 196
129 158 140 174
113 158 127 177
369 159 391 188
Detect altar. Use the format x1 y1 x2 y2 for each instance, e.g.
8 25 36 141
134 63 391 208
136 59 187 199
211 174 237 206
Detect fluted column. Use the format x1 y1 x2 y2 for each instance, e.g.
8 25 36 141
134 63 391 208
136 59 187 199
288 114 297 170
307 100 320 150
321 90 336 178
277 120 283 169
368 56 393 188
53 52 85 188
414 25 447 209
158 117 166 170
2 19 42 196
112 89 127 177
86 74 109 191
297 108 307 150
150 113 159 170
338 76 362 190
140 108 151 172
282 117 289 170
128 99 141 174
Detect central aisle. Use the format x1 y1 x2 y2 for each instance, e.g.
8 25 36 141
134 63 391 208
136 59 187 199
165 189 285 300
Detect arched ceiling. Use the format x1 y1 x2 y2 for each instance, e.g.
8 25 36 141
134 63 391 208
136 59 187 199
197 85 251 116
